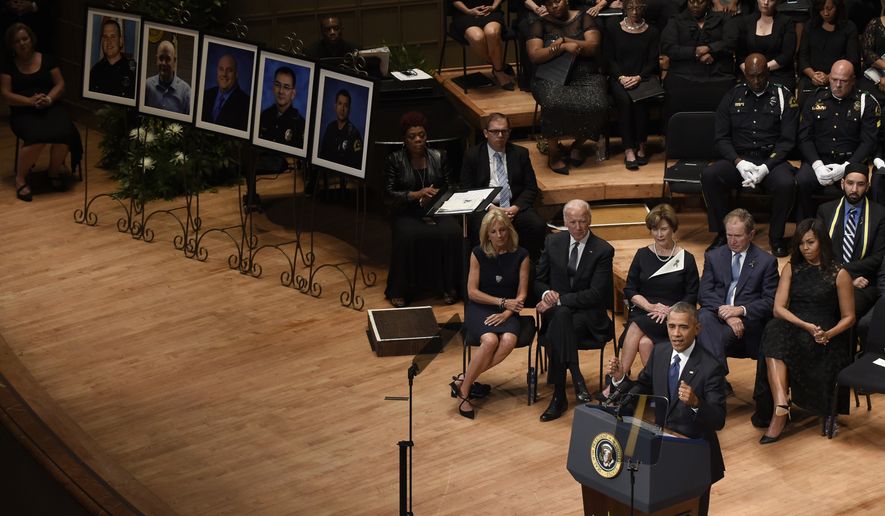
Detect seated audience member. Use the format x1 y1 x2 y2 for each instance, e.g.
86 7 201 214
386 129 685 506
734 0 798 91
536 200 614 421
383 112 462 308
798 0 859 104
453 210 531 419
815 163 885 319
795 60 879 220
611 204 699 394
702 53 798 257
526 0 607 174
698 209 778 422
605 0 661 170
661 0 738 115
759 218 855 443
607 303 726 516
450 0 516 89
304 16 358 59
0 22 81 202
516 1 547 91
860 5 885 106
460 113 547 261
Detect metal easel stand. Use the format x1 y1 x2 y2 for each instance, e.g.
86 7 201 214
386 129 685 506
74 117 138 233
187 145 247 264
244 156 314 286
296 171 376 310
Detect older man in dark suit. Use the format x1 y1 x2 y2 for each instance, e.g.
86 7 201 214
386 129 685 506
460 112 547 261
698 208 779 425
608 303 726 516
201 54 250 131
535 200 614 421
816 163 885 319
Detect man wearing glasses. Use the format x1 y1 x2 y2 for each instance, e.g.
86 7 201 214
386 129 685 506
460 112 546 261
258 66 305 147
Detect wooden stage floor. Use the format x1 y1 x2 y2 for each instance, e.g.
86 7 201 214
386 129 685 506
1 127 884 515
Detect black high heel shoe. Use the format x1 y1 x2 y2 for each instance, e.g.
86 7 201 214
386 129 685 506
450 373 464 398
16 184 32 202
457 393 475 419
760 403 791 444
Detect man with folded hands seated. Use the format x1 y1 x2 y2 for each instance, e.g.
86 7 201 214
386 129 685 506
535 200 614 421
698 208 779 425
815 162 885 321
460 112 547 262
795 59 880 221
701 53 798 257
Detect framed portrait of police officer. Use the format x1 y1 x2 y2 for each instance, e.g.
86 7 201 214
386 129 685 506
195 35 258 140
251 51 315 157
311 69 373 179
137 21 200 123
82 8 141 106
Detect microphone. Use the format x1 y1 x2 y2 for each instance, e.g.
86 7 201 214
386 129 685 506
603 377 634 406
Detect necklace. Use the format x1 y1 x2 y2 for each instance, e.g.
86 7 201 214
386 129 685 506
622 19 647 31
652 241 677 263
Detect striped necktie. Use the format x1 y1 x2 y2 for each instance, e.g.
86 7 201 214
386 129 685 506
494 152 511 208
843 207 857 263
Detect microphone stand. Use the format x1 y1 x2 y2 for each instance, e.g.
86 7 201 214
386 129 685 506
394 363 419 516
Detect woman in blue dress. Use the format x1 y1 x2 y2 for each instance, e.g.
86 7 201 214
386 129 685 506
452 210 530 419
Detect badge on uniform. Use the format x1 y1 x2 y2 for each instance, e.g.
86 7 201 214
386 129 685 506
854 100 861 112
354 140 362 152
734 100 744 108
812 102 826 112
789 97 798 108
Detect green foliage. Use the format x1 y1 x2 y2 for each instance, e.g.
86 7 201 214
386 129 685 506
105 115 239 201
386 41 431 74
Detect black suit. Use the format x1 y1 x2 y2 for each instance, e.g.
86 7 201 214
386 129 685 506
631 341 727 514
535 231 614 387
460 142 547 261
201 86 250 131
816 196 885 316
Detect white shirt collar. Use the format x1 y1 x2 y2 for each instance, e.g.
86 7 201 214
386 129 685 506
569 233 590 247
487 143 505 159
671 341 695 366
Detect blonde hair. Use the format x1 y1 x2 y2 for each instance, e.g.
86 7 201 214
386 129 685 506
479 210 519 257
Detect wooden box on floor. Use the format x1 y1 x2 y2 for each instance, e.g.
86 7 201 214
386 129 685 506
367 306 441 357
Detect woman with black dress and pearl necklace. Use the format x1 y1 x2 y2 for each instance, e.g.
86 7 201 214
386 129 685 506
610 204 699 390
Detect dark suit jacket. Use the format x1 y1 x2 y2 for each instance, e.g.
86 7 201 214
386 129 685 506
816 196 885 281
534 231 614 345
459 141 538 211
201 86 249 131
633 341 727 484
698 243 779 322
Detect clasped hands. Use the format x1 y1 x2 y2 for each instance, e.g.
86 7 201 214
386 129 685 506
646 302 670 324
536 289 560 314
736 160 769 188
618 75 641 90
806 322 830 345
695 45 714 65
492 204 519 219
812 160 848 186
30 93 53 109
548 37 579 56
468 5 492 16
718 305 745 339
484 298 523 326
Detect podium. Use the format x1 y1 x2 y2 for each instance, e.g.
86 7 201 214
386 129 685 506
568 404 711 515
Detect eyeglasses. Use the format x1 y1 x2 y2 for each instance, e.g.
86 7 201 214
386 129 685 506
485 129 510 136
273 81 294 91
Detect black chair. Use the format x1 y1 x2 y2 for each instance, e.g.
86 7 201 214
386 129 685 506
436 1 518 94
534 271 619 397
662 111 718 198
13 134 84 183
462 314 538 405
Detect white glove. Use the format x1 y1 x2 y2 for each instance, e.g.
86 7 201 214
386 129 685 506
813 160 835 186
874 157 885 171
753 163 769 183
824 161 848 182
736 160 755 182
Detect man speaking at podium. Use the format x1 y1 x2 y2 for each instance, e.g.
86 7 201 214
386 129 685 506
607 302 726 515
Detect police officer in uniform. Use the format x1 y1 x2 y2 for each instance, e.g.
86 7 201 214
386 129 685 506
258 66 305 147
88 18 136 98
796 59 880 221
319 89 363 169
702 53 798 257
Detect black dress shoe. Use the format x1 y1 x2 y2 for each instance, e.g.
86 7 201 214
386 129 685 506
470 382 491 399
624 157 639 171
706 234 727 251
636 153 650 166
539 396 568 422
574 381 592 403
550 163 570 175
771 241 789 258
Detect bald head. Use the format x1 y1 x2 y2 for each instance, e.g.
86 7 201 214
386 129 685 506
156 40 177 83
829 59 855 98
744 53 769 93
